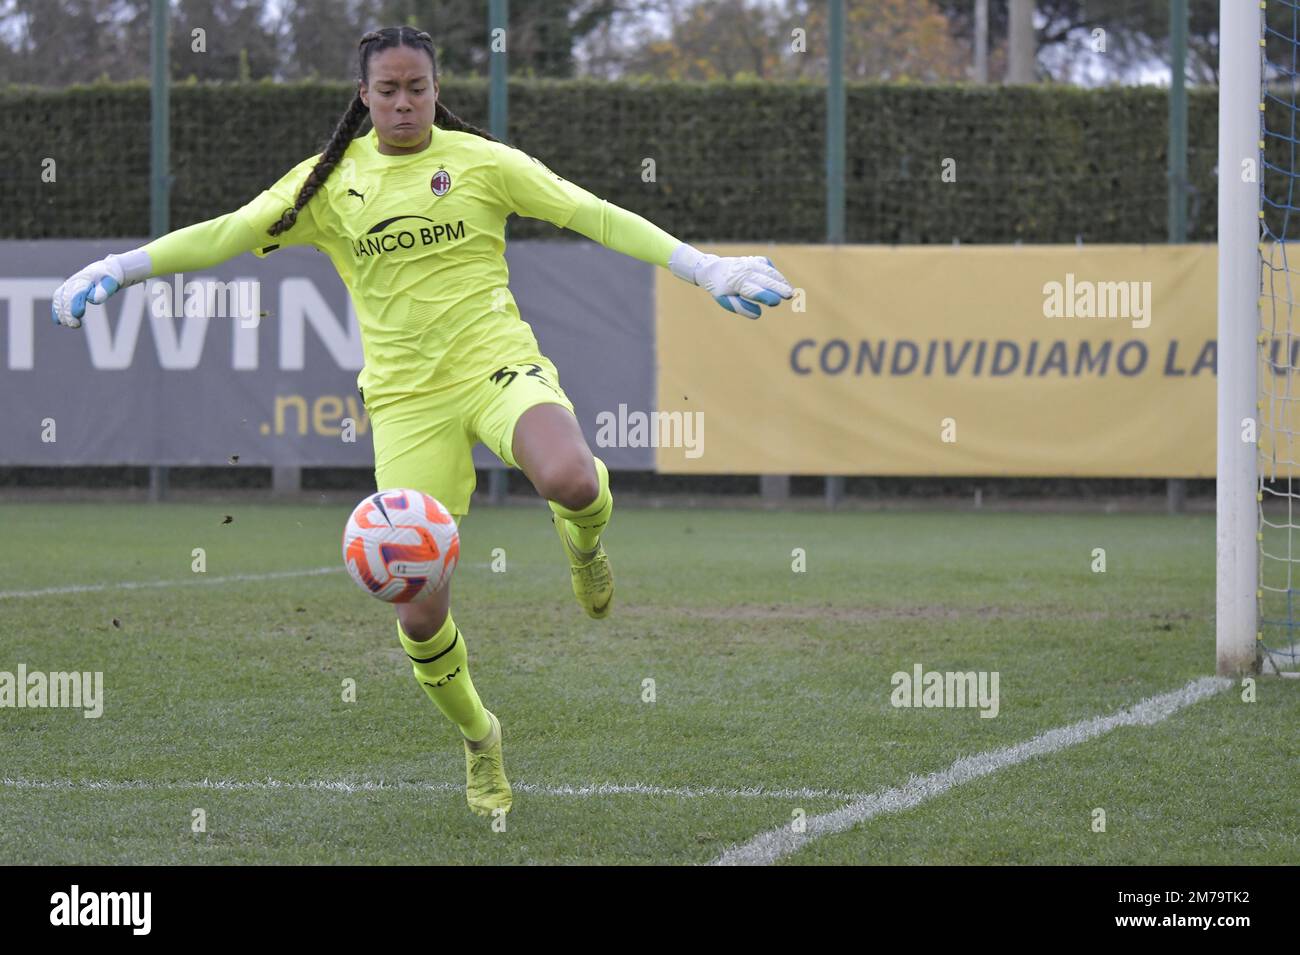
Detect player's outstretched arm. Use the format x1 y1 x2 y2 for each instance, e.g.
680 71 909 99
561 193 793 320
50 210 269 329
498 144 794 319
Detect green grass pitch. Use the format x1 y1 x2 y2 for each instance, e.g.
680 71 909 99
0 500 1294 864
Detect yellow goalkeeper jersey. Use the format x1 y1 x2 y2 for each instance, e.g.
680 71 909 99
218 125 677 409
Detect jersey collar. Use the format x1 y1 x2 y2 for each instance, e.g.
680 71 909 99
364 124 439 160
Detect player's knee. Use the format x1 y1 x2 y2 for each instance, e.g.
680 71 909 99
396 602 446 642
537 456 598 511
566 463 600 510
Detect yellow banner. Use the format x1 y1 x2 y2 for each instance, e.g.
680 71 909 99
655 244 1226 476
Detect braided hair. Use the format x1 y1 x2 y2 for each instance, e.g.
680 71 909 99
267 26 498 238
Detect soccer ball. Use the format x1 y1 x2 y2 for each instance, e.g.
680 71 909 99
342 489 460 603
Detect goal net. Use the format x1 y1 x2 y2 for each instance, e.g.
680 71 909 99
1252 0 1300 674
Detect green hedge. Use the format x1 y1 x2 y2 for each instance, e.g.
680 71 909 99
0 79 1217 243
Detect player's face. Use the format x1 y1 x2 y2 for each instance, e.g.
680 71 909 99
361 45 437 155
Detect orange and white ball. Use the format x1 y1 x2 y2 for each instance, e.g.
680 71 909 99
342 489 459 603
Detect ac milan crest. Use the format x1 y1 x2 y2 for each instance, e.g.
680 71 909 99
431 169 452 196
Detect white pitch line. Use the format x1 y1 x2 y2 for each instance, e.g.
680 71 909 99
711 675 1234 866
0 777 862 802
0 563 500 601
0 567 342 600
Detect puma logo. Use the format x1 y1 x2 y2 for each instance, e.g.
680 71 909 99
347 188 366 203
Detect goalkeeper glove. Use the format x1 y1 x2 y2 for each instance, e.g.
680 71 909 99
668 242 793 319
51 249 152 329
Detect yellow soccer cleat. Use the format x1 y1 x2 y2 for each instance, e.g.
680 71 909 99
553 515 614 619
463 709 512 818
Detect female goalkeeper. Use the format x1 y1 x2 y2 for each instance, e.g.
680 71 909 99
51 25 792 818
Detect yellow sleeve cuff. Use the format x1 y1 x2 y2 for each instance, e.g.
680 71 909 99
563 194 681 269
140 212 266 275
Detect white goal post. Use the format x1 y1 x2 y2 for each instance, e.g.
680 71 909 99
1216 1 1261 676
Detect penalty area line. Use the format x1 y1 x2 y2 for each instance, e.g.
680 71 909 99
710 675 1234 866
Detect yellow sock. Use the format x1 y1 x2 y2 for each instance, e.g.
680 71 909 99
549 455 612 554
396 614 492 742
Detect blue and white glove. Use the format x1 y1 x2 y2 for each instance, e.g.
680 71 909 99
51 249 152 329
669 242 793 319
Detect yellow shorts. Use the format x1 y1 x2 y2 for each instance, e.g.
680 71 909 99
364 356 575 518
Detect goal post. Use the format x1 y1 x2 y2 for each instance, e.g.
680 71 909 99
1216 0 1261 676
